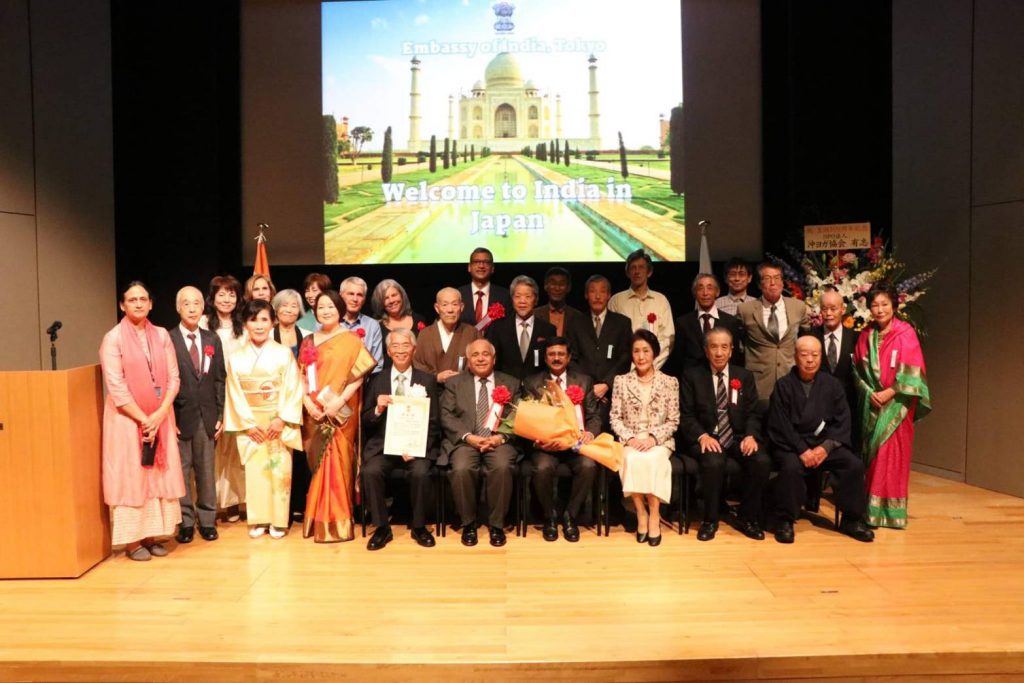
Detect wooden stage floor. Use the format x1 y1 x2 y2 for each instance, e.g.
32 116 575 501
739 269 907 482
3 471 1024 682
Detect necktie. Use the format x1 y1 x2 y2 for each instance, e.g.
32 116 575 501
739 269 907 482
475 377 491 436
828 333 838 372
187 333 200 372
701 313 712 335
715 371 733 448
519 320 530 361
475 291 484 323
395 374 406 396
593 314 602 339
767 304 779 341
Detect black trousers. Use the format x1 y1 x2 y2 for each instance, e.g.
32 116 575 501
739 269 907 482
531 450 597 519
290 450 311 517
773 445 867 522
448 444 517 528
362 454 433 529
694 442 771 524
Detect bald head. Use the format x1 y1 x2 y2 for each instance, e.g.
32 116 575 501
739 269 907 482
466 338 496 378
435 286 464 330
819 289 845 331
795 335 822 379
176 285 205 330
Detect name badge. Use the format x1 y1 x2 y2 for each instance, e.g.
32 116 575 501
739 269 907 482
154 386 163 399
457 356 465 371
890 350 898 369
533 349 539 366
813 420 825 436
730 389 738 405
606 344 614 360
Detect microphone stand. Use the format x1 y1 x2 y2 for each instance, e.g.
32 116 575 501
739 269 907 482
49 329 59 371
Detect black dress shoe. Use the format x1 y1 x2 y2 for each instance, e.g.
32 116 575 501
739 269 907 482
740 520 765 541
489 525 507 547
647 533 662 547
198 526 219 541
774 520 795 544
367 526 394 551
461 525 478 546
411 527 436 547
175 526 194 544
542 517 559 542
562 512 580 543
697 521 718 542
839 516 875 543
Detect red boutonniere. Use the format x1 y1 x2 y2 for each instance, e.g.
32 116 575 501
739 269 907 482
730 378 742 391
491 385 512 405
299 345 318 366
646 312 657 324
203 345 215 357
356 327 366 338
565 384 585 405
416 321 426 331
475 302 507 332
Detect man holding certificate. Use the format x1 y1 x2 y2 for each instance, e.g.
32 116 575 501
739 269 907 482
361 329 440 550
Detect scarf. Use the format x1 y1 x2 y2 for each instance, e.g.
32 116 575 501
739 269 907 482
119 315 171 468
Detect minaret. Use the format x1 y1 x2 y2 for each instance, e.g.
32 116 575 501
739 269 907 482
556 94 562 138
587 54 600 145
448 94 455 140
408 57 422 151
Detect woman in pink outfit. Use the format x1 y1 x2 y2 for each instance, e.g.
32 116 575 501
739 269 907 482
100 281 185 561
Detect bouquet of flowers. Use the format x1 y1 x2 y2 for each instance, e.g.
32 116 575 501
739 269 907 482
496 380 622 471
769 237 937 333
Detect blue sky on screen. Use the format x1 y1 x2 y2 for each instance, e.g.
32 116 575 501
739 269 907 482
322 0 682 150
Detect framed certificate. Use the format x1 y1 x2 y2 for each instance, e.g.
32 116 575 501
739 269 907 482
383 395 430 458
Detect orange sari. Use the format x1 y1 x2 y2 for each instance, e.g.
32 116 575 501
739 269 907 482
299 331 376 542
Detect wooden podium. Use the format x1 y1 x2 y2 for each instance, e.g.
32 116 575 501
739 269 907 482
0 364 110 578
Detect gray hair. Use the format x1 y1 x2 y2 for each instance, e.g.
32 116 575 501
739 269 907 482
271 288 306 316
175 285 204 309
509 275 539 298
436 286 462 303
584 274 611 293
340 276 368 294
702 326 733 348
691 273 720 295
371 279 413 319
465 338 495 356
385 327 417 348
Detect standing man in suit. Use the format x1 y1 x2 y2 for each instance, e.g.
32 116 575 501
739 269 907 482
440 339 521 547
679 328 769 542
413 287 480 385
811 288 859 448
170 286 225 544
485 275 556 380
522 337 600 542
362 328 440 551
458 247 513 327
736 261 809 402
565 275 633 430
715 257 756 316
534 267 585 337
608 249 675 370
766 336 874 544
666 273 744 376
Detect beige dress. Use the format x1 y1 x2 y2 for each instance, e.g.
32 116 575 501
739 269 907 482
200 315 249 510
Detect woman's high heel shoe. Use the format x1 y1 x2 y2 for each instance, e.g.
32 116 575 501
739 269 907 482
648 534 662 547
636 531 649 543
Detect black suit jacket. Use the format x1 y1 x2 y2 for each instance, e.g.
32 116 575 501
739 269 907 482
679 364 762 446
272 325 306 359
458 283 512 326
665 309 744 377
564 309 633 388
361 368 440 462
766 367 852 454
440 370 520 466
485 314 557 380
521 369 603 436
811 326 856 389
169 326 226 440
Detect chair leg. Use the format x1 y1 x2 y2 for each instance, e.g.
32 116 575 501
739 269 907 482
683 471 691 534
360 472 367 538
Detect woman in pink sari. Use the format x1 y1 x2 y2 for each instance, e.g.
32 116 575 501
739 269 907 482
100 281 185 560
854 285 931 529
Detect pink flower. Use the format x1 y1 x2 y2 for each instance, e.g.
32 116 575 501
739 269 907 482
842 253 857 264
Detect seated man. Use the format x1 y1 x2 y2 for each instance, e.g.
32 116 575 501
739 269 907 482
361 328 440 550
486 274 556 380
413 287 480 385
679 327 769 542
766 335 874 544
440 339 521 547
521 337 599 542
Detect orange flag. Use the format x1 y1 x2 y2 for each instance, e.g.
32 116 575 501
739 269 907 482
253 224 269 276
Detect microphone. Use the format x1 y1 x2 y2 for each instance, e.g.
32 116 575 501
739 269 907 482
47 320 62 340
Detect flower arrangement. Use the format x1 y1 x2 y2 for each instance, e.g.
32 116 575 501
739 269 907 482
769 237 936 333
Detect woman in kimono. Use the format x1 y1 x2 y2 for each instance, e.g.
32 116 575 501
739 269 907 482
223 300 303 539
854 284 931 529
298 290 376 543
200 275 248 521
100 281 185 560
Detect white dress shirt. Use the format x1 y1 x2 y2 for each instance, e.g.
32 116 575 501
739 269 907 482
608 287 675 369
472 284 491 316
438 322 456 353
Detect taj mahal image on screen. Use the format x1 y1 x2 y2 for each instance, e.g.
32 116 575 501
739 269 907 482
406 51 602 153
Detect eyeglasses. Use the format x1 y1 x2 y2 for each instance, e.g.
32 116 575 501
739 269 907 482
470 259 493 265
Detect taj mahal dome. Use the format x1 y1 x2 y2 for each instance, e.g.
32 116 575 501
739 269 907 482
406 51 602 153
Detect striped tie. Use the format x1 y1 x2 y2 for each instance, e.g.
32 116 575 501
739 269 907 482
715 371 733 448
475 377 491 437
